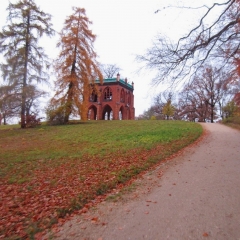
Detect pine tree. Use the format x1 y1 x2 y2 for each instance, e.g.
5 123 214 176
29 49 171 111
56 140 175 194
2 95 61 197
0 0 54 128
49 7 103 123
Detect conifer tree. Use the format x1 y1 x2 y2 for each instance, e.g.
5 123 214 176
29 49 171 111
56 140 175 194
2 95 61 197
0 0 54 128
49 7 103 124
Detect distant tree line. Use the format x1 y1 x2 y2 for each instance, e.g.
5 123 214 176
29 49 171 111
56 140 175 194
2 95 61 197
138 65 240 122
138 0 240 123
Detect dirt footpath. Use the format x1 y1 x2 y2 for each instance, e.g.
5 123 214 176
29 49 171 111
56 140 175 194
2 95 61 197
52 123 240 240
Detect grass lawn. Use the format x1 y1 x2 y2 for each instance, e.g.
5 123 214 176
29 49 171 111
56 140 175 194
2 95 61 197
0 120 202 239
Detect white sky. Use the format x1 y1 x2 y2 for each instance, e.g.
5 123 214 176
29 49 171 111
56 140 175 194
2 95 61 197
0 0 221 117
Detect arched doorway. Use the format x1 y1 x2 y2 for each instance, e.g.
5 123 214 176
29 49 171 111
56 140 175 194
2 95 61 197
119 106 124 120
88 105 97 120
102 105 113 120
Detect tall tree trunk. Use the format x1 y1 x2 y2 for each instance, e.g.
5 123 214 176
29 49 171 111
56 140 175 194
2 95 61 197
3 113 7 125
21 11 30 128
211 105 214 123
64 42 77 124
64 81 73 123
210 96 214 123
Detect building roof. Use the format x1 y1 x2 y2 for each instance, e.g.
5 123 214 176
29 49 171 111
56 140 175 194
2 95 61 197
95 78 134 90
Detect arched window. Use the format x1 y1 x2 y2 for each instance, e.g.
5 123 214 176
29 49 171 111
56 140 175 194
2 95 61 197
120 89 125 102
89 91 98 102
104 87 112 101
127 92 131 105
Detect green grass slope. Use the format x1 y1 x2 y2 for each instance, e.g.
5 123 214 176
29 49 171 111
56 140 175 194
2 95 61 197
0 120 202 239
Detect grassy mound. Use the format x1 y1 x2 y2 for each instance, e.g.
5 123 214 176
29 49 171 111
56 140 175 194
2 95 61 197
0 120 202 238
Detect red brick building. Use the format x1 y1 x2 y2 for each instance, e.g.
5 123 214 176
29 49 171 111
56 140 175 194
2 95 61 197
88 74 135 120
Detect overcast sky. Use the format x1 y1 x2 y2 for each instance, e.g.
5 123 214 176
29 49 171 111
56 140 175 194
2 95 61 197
0 0 221 117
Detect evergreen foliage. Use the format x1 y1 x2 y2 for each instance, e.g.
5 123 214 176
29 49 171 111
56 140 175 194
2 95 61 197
0 0 54 128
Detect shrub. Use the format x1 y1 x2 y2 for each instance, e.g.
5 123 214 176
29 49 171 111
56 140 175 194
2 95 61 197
45 105 65 125
24 115 41 128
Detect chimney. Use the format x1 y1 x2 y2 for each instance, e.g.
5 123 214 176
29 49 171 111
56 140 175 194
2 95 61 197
117 73 120 81
125 78 128 83
132 81 134 89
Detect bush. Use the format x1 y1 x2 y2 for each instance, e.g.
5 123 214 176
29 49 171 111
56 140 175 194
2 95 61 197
25 115 41 128
222 116 240 125
45 105 66 125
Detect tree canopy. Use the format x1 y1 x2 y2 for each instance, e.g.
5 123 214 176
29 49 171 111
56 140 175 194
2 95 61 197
48 7 103 124
0 0 54 127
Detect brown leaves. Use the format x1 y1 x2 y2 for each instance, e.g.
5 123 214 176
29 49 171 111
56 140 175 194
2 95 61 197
203 232 209 237
0 121 203 238
91 217 99 223
52 7 103 122
0 146 162 238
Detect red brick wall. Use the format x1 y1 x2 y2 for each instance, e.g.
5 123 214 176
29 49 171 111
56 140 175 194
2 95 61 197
88 79 135 120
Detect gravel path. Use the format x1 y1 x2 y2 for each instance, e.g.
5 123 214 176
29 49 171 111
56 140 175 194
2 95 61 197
53 123 240 240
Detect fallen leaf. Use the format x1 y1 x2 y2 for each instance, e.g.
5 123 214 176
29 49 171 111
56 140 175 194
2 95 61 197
81 207 88 213
91 217 98 222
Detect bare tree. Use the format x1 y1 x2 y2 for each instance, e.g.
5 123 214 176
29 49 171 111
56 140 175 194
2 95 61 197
179 82 210 122
152 93 165 119
179 65 231 122
138 1 240 86
139 91 176 120
137 106 156 120
101 64 121 78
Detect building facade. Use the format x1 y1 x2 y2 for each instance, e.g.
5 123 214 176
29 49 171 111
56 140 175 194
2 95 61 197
88 74 135 120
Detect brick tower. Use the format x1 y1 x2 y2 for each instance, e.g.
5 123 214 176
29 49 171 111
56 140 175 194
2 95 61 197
88 73 135 120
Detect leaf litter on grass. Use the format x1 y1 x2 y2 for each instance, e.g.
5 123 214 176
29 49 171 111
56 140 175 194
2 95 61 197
0 120 202 238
